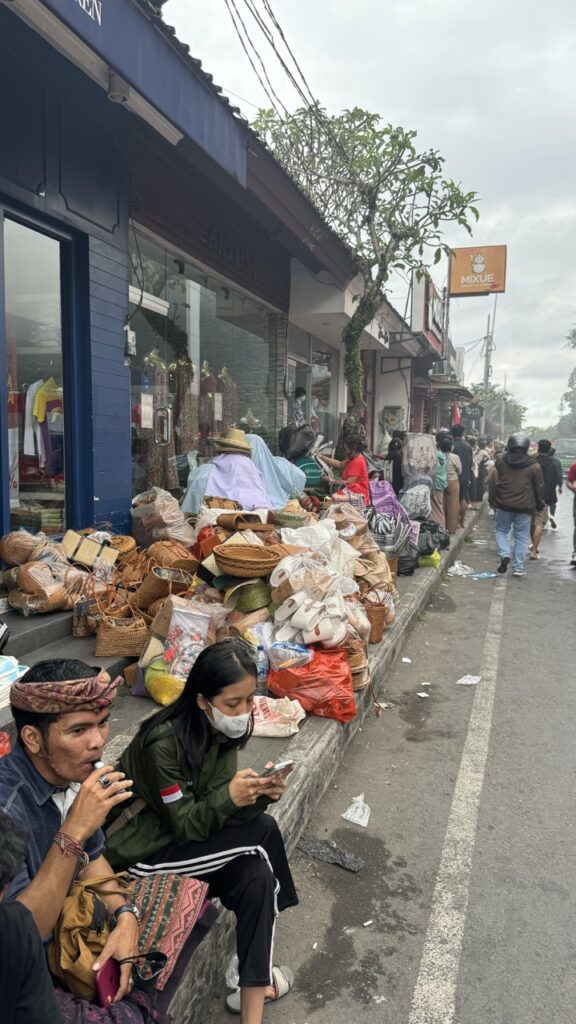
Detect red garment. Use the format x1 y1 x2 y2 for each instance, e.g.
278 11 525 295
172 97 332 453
567 463 576 484
342 454 370 504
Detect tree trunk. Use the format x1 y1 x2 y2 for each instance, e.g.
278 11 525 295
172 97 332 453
342 289 383 415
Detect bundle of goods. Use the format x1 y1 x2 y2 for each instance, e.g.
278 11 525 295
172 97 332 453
399 475 433 520
359 583 396 644
131 487 195 548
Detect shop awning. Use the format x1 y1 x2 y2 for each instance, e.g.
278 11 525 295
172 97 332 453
414 377 473 402
12 0 247 183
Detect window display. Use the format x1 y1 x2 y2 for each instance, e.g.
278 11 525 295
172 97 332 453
3 219 66 533
129 231 279 495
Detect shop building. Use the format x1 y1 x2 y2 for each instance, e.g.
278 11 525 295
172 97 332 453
0 0 354 535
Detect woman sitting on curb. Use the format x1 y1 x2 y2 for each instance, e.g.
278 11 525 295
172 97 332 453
106 640 298 1024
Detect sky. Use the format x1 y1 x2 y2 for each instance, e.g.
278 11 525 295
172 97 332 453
167 0 576 426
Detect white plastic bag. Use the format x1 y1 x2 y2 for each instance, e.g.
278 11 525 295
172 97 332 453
252 694 306 737
341 792 371 828
131 487 195 547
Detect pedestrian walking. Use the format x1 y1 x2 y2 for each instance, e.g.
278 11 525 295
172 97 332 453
530 439 563 557
566 460 576 566
451 425 474 528
441 435 461 534
488 432 545 577
548 446 564 528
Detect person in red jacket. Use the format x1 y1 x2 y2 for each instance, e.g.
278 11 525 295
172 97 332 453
323 437 370 505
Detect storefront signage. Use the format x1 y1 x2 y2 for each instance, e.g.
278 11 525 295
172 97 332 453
73 0 102 26
449 245 507 297
206 226 256 283
462 403 483 419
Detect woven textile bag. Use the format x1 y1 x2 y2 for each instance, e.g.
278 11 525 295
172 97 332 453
48 872 208 1000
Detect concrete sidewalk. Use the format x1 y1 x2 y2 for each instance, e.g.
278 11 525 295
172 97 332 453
157 509 483 1022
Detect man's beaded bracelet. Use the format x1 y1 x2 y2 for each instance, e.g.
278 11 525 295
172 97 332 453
53 829 89 869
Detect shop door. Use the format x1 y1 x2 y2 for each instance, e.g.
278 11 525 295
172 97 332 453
2 218 68 535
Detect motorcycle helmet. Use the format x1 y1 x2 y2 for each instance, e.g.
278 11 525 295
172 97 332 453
507 432 530 452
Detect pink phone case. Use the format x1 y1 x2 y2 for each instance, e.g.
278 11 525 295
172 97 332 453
95 958 120 1006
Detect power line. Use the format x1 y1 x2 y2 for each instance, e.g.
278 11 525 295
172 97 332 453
222 0 287 116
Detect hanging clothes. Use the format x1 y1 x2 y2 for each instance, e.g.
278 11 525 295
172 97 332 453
219 367 238 433
173 360 198 455
23 380 46 465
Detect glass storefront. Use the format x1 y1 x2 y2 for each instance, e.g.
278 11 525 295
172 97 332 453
128 231 280 496
287 328 340 445
3 219 66 534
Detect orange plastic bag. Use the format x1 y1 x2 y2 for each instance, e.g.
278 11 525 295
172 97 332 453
268 649 356 724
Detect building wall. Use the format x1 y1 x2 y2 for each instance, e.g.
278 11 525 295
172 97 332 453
375 357 413 450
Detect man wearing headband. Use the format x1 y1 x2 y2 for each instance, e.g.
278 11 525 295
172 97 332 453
0 659 140 1011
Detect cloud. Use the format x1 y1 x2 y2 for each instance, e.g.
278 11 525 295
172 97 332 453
166 0 576 422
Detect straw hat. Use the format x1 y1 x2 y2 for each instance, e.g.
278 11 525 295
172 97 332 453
214 428 252 455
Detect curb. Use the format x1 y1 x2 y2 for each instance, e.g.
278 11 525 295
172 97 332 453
167 508 483 1022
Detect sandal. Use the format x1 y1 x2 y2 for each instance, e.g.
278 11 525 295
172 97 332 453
225 965 294 1014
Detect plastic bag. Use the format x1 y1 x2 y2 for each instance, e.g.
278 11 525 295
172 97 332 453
268 649 356 724
341 792 371 828
162 606 212 679
400 484 432 520
268 642 312 672
402 433 438 478
278 424 316 460
447 561 474 577
131 487 195 547
281 521 358 578
252 694 306 737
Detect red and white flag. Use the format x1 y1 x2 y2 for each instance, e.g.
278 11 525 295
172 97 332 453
452 401 461 426
160 784 183 804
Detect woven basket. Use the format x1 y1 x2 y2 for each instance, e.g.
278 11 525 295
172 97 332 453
213 544 281 579
170 557 199 576
117 551 156 587
267 510 310 530
9 585 69 615
109 535 137 559
203 496 241 510
18 561 59 596
133 566 193 610
360 584 389 644
235 580 271 614
216 512 262 531
351 666 371 691
3 567 20 589
147 541 192 567
95 614 149 657
0 531 39 566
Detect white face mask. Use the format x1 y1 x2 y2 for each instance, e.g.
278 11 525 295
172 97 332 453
207 702 251 740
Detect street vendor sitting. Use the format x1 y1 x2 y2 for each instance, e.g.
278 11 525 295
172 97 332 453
0 659 159 1024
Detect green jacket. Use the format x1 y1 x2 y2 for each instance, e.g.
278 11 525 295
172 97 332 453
106 719 270 870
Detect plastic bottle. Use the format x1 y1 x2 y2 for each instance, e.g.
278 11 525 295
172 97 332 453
255 646 269 695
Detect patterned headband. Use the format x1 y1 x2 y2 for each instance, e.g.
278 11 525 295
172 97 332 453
10 670 120 715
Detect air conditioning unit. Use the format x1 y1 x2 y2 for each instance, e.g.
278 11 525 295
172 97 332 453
430 359 448 376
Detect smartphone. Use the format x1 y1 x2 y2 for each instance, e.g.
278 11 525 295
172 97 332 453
259 760 294 778
95 957 120 1007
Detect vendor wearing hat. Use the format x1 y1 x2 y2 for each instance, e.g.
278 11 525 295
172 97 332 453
213 428 253 456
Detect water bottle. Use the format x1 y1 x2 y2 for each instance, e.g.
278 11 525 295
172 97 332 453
255 645 269 695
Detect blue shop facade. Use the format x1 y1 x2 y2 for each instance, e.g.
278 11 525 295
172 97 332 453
0 0 298 535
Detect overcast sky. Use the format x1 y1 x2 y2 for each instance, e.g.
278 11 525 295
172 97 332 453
167 0 576 425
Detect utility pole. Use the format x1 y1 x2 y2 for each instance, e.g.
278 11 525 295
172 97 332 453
480 314 492 434
500 372 507 441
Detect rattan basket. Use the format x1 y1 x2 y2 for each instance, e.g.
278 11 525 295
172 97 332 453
0 531 38 566
133 566 193 610
94 615 149 657
147 541 193 566
213 544 281 578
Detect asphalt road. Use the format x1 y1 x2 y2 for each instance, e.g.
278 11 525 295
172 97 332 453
206 490 576 1024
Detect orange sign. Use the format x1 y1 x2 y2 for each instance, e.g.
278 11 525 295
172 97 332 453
449 245 507 297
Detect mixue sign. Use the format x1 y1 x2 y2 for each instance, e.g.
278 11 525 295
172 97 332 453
449 245 507 297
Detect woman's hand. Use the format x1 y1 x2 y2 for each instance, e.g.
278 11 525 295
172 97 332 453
258 762 293 802
229 769 267 808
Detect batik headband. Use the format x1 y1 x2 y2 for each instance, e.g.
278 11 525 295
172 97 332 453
10 670 119 714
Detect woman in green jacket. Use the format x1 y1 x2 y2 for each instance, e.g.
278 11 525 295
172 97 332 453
107 640 297 1024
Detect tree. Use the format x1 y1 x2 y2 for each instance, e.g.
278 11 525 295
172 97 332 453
253 105 479 415
565 326 576 350
469 382 527 433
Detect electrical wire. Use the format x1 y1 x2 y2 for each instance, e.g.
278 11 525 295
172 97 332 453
223 0 287 116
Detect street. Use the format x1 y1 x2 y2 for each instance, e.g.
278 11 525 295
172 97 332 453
207 492 575 1024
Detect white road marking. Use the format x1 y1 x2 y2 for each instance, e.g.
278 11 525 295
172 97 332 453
408 578 507 1024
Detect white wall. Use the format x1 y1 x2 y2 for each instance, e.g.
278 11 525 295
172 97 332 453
374 357 413 452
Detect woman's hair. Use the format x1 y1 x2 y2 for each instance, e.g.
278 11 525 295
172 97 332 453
346 436 366 455
386 438 403 457
136 640 257 768
11 659 99 741
439 435 453 453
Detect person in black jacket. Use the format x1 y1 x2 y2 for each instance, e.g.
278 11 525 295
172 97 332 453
530 439 564 556
451 425 474 528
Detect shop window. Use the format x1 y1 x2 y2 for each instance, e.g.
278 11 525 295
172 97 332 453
129 232 279 494
311 341 338 444
3 219 66 534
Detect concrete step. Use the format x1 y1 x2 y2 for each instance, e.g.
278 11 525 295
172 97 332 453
3 609 73 661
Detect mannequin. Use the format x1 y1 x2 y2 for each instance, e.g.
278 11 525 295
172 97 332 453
172 356 198 455
219 365 238 432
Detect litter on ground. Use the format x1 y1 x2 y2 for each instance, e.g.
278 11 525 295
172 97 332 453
297 838 366 872
341 793 371 828
456 674 482 686
402 657 412 664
